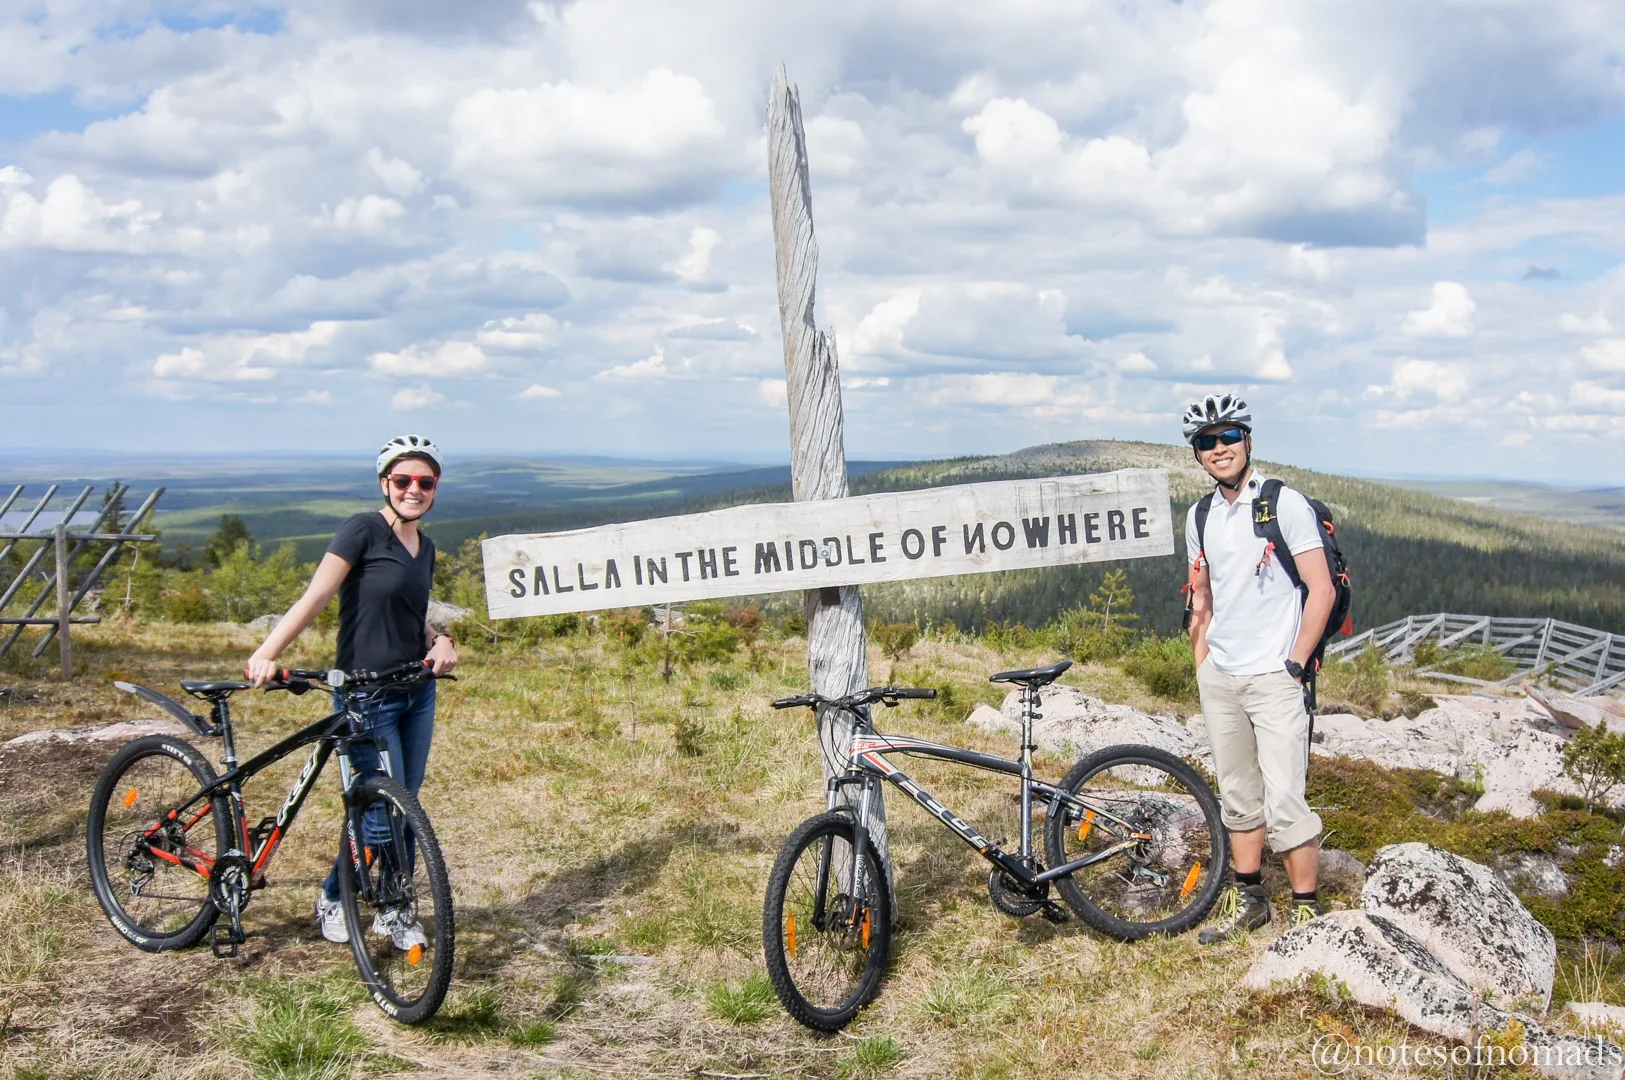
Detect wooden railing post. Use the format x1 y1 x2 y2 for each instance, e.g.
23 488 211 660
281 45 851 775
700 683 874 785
53 522 71 677
766 64 890 882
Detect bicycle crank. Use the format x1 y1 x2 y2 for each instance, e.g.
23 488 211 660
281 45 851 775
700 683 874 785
987 864 1049 918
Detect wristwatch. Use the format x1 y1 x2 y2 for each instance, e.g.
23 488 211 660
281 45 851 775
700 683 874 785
1284 659 1305 680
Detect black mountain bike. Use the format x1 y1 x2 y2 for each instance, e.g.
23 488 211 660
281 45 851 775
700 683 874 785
86 660 455 1024
762 660 1227 1031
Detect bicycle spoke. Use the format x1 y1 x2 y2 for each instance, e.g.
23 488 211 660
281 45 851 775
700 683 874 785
1046 748 1226 938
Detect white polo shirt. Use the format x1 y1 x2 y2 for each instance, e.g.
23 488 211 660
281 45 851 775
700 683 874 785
1184 470 1323 677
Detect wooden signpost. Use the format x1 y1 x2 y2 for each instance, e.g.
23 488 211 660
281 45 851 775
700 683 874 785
480 65 1178 886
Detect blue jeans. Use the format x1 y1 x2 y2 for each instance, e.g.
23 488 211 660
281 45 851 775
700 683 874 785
322 679 436 901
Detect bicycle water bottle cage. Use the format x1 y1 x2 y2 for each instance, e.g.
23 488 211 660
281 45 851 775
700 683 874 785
113 681 219 738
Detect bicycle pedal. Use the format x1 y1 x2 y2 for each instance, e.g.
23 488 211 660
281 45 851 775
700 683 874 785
1039 901 1070 925
210 923 246 959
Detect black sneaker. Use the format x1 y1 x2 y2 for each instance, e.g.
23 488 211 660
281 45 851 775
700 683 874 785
1198 883 1271 944
1289 899 1322 930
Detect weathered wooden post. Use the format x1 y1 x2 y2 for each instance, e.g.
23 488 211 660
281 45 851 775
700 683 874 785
54 522 71 677
766 64 890 875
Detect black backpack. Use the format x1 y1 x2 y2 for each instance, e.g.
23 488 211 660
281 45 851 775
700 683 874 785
1183 479 1353 675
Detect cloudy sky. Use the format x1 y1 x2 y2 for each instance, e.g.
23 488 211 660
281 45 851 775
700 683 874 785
3 1 1624 483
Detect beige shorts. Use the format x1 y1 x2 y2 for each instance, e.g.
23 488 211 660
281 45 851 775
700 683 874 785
1197 660 1323 853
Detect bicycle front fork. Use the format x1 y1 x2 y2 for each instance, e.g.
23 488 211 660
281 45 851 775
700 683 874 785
816 775 877 929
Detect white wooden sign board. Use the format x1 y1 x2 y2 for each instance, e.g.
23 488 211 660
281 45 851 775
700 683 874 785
481 468 1172 619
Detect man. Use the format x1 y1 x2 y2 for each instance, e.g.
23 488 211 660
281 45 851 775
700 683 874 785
1181 394 1336 941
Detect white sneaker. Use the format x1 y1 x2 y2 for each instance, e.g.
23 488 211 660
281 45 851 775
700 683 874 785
315 894 349 943
370 907 428 953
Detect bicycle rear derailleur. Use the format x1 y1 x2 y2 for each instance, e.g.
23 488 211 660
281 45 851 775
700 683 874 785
987 860 1068 924
209 851 253 958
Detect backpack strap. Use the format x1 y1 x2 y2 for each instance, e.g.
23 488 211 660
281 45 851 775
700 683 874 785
1253 479 1305 593
1192 492 1214 566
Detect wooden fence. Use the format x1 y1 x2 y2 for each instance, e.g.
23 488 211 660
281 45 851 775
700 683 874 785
0 483 163 676
1324 613 1625 697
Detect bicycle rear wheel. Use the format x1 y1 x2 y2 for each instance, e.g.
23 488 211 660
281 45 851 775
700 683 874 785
1043 744 1227 941
762 811 891 1032
337 774 454 1024
87 735 228 951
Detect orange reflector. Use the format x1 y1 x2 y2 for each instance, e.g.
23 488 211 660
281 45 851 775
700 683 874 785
407 944 423 966
1078 809 1095 842
1181 863 1202 902
861 908 871 949
786 912 797 959
364 847 373 867
123 788 139 809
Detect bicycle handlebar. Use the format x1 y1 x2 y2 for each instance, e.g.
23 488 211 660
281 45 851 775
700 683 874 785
261 659 456 694
771 685 937 711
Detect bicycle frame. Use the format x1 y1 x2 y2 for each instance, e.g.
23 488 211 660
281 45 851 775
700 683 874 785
822 689 1156 910
139 693 395 893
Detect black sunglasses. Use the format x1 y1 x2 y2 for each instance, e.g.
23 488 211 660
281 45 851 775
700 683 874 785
1193 427 1248 452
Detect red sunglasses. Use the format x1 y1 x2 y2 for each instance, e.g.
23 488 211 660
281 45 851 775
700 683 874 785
389 474 438 492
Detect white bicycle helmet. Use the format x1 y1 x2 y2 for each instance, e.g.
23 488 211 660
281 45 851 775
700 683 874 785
376 434 444 477
1181 394 1252 443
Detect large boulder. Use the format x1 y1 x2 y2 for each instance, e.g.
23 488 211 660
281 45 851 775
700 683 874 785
427 599 470 634
1245 910 1502 1040
1526 683 1625 735
974 686 1211 770
1247 912 1622 1079
1362 843 1556 1011
1310 695 1585 817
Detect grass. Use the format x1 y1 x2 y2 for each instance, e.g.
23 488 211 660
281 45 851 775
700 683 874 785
2 616 1621 1077
704 972 775 1024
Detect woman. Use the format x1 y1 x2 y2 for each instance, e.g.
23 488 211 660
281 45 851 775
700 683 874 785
246 434 458 946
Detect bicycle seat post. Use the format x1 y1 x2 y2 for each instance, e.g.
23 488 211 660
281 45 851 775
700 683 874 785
214 697 239 772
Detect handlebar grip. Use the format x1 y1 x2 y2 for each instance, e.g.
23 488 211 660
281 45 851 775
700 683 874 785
891 688 938 699
772 695 816 709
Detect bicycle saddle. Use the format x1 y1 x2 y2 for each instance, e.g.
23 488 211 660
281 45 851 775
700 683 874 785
988 660 1073 686
179 679 252 698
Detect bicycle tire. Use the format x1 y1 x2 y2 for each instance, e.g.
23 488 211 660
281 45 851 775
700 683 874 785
86 734 229 952
337 774 454 1024
762 811 892 1032
1043 743 1227 942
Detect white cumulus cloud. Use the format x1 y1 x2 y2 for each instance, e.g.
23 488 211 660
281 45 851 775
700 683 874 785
371 340 489 378
1401 282 1476 338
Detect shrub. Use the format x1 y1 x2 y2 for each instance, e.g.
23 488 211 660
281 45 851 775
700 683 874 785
604 608 650 646
677 620 740 664
1121 636 1199 703
161 583 214 623
1318 645 1389 716
724 603 764 645
1432 644 1516 682
871 621 920 661
210 541 306 622
1562 724 1625 813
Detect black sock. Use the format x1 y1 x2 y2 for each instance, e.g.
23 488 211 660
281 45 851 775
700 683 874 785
1235 870 1262 887
1292 890 1318 904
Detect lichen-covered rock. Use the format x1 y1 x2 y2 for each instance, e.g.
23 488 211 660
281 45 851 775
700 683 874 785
1525 683 1625 734
978 686 1211 770
1318 847 1368 889
1310 696 1585 817
1244 910 1498 1040
1246 912 1622 1079
3 718 191 748
1568 1002 1625 1031
1362 842 1556 1010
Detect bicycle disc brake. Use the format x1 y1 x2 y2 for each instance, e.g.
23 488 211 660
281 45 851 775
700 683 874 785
987 863 1048 918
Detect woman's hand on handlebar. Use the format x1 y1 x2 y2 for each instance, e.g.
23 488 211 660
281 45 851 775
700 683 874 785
425 635 458 676
244 653 281 688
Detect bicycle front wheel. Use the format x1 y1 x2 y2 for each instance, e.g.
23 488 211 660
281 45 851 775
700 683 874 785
762 810 892 1032
337 775 454 1024
1043 744 1227 941
86 735 228 951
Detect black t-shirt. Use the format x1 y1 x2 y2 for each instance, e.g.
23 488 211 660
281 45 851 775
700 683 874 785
327 512 436 673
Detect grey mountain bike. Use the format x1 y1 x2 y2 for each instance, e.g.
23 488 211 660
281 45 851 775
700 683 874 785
762 660 1227 1031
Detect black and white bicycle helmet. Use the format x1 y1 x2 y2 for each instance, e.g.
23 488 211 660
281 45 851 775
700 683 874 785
376 434 444 477
1180 394 1252 443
